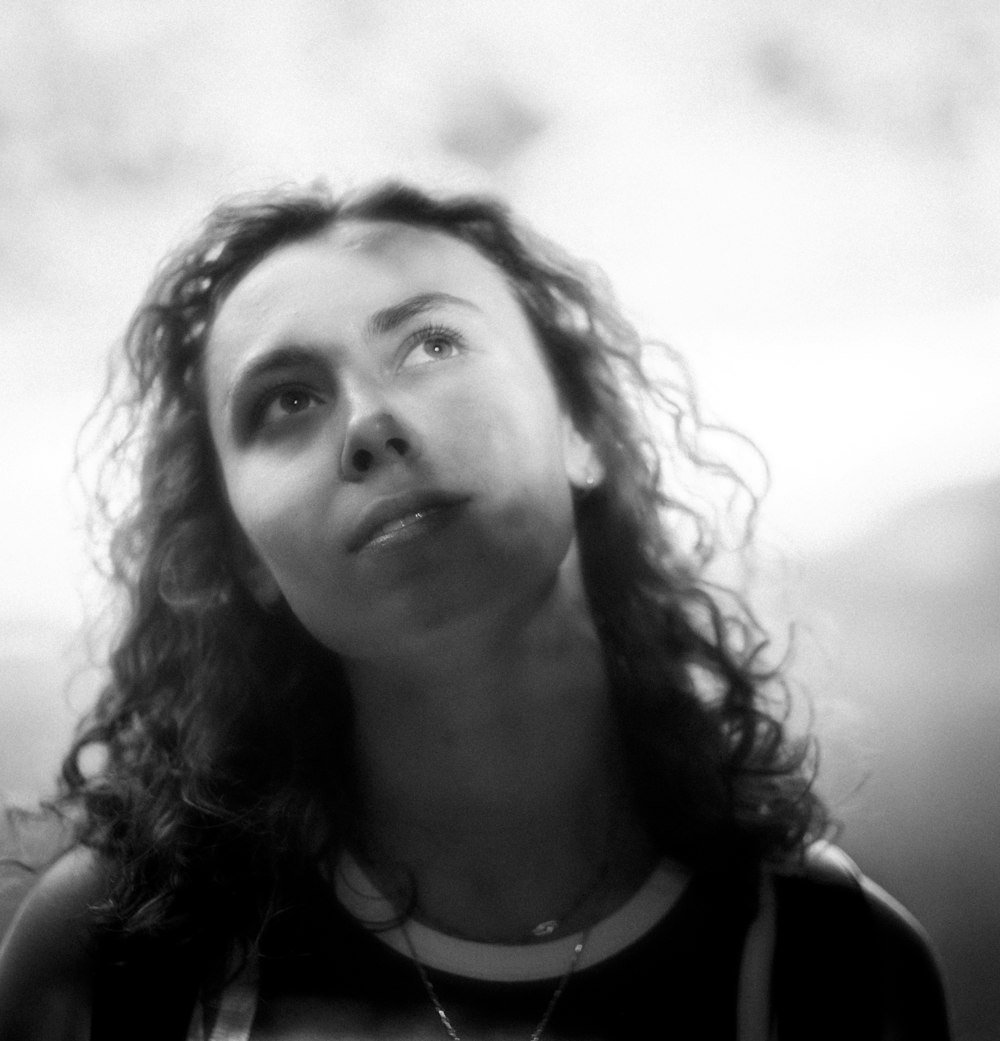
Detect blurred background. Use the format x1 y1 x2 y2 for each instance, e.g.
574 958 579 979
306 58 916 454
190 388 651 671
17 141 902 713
0 1 997 1035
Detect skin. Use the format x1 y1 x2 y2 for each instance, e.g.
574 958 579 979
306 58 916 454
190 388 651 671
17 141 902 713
0 221 945 1040
206 221 598 661
205 222 660 942
0 221 669 1041
0 847 102 1040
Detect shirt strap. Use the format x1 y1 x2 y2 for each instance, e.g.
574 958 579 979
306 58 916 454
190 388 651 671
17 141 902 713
737 869 777 1041
186 951 259 1041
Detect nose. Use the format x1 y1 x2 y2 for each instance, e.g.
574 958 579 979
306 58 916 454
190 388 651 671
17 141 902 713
340 405 418 481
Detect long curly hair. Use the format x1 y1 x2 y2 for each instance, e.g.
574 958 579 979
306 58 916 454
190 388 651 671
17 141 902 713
63 180 827 959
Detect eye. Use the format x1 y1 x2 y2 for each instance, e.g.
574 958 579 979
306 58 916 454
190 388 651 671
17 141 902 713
400 325 463 368
254 386 322 430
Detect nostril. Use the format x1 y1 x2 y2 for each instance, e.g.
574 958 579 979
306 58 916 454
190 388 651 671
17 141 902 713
386 437 409 456
352 448 374 473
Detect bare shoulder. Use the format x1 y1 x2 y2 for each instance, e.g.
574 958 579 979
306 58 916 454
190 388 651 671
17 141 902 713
0 846 108 1041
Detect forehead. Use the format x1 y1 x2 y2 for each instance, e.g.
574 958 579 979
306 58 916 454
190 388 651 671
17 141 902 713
212 220 519 334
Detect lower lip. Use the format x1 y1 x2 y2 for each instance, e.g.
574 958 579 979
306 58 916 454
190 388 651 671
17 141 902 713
358 502 465 555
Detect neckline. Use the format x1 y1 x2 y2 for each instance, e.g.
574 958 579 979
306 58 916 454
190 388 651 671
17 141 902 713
335 852 690 982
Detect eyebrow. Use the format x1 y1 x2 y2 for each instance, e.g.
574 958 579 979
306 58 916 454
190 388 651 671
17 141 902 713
224 293 480 410
366 292 480 337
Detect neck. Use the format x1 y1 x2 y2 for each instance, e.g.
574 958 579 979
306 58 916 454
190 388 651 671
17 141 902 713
341 574 655 941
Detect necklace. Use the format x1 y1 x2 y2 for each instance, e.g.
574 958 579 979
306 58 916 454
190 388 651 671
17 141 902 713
426 809 624 944
377 834 619 945
527 857 608 938
401 924 590 1041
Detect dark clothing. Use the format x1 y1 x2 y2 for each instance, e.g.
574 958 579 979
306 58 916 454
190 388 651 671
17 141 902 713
92 858 951 1040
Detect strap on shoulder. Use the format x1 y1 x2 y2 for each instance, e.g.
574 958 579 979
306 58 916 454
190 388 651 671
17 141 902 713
736 841 865 1041
737 869 777 1041
186 951 259 1041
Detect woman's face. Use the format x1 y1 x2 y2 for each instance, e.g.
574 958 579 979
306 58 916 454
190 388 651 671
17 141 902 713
204 222 599 660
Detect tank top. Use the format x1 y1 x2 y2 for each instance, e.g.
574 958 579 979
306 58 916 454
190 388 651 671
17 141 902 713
185 854 775 1041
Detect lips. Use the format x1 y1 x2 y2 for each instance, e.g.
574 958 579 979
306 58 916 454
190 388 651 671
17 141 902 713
347 490 469 554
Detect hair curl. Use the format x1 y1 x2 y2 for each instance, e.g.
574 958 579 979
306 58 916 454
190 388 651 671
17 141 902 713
63 180 827 959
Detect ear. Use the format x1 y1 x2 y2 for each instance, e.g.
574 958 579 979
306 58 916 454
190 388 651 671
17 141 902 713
560 413 604 492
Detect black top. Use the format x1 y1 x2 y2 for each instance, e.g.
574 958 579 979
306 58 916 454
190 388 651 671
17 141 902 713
92 859 951 1040
256 864 751 1039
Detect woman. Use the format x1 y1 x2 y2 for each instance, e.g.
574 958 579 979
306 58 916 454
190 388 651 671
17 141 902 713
0 182 949 1039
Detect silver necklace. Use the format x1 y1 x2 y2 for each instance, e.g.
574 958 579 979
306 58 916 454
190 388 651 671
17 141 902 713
400 924 590 1041
416 872 607 942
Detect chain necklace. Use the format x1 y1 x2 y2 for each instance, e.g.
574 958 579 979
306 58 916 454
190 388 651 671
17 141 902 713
412 807 625 945
400 924 590 1041
413 857 612 943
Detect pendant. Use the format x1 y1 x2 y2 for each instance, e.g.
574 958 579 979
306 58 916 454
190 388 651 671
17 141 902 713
531 919 558 938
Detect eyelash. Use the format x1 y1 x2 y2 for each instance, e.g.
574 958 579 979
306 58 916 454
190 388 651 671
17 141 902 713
401 323 465 365
248 385 320 433
245 323 466 434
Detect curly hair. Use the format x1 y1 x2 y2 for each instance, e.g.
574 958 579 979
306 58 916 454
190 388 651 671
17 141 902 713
63 180 827 959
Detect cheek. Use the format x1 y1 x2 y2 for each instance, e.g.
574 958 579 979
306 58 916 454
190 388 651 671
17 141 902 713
224 458 335 582
448 369 570 478
442 393 576 546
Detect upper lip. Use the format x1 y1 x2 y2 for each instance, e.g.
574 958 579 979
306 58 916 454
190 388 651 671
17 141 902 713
347 489 468 553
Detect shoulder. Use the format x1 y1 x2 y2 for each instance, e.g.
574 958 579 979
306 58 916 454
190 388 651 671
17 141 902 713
780 841 940 968
771 841 951 1040
0 846 107 1041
